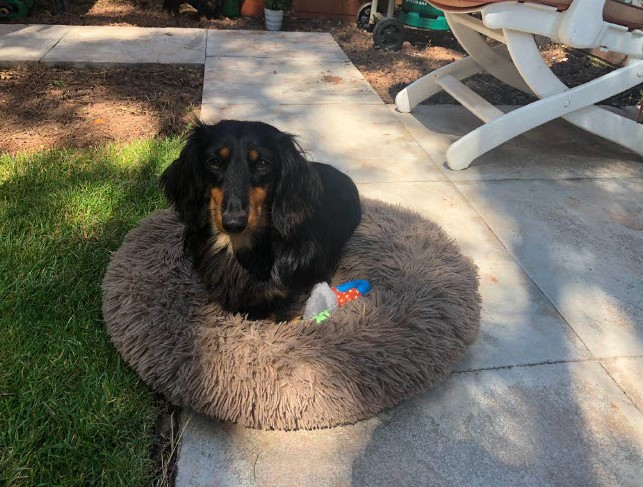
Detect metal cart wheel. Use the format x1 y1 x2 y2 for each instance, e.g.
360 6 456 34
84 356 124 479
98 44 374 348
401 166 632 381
373 17 405 51
356 2 374 32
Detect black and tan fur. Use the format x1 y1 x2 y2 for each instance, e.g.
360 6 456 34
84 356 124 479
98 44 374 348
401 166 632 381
160 120 361 321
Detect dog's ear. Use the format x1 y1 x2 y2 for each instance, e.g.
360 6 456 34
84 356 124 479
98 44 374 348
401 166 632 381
160 123 209 231
272 134 322 239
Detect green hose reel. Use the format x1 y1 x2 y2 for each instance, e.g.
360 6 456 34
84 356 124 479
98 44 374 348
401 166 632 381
0 0 34 20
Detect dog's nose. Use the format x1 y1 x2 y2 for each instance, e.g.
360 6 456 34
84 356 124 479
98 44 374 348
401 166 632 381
222 213 248 234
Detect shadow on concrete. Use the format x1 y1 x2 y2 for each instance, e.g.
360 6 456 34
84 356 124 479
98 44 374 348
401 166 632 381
348 112 642 486
350 359 643 486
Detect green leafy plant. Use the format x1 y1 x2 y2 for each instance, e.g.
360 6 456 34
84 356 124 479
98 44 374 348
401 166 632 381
264 0 292 10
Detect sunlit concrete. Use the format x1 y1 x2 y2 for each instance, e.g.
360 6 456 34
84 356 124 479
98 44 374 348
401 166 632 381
0 24 72 63
202 56 381 106
602 357 643 409
41 26 206 65
206 30 349 60
457 178 643 357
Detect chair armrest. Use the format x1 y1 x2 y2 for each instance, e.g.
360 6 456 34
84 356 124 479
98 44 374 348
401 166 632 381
482 0 631 50
558 0 607 47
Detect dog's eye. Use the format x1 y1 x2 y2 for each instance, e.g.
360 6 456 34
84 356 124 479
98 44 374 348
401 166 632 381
207 156 226 170
255 157 271 170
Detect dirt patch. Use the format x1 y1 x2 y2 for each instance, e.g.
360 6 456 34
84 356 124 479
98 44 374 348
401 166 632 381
151 401 182 487
0 64 202 153
322 74 344 84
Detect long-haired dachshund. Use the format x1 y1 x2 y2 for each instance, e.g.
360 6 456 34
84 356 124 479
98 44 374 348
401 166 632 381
160 120 361 321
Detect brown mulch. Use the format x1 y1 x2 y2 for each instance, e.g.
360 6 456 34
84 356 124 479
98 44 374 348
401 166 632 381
1 0 640 153
0 64 202 153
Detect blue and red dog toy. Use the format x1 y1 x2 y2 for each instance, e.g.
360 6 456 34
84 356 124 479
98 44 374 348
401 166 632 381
303 280 372 323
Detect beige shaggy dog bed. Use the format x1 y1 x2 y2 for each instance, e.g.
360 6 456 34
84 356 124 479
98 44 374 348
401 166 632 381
102 199 481 430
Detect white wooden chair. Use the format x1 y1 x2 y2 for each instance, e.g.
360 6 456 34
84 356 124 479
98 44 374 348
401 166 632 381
395 0 643 169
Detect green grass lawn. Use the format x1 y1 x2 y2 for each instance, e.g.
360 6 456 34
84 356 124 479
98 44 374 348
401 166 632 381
0 138 182 486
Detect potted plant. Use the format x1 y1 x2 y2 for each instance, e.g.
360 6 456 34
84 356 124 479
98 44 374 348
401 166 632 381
264 0 291 30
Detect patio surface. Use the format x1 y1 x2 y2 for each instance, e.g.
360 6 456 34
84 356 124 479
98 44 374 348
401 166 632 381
2 24 642 486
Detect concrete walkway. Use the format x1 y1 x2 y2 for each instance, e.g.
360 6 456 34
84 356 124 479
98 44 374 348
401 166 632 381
2 24 642 486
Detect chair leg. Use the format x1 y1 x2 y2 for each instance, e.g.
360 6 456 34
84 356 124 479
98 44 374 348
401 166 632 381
395 13 533 113
446 61 643 169
395 55 483 112
446 13 533 95
504 29 643 156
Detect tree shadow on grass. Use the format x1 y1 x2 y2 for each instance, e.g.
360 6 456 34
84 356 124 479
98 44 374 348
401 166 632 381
0 139 180 485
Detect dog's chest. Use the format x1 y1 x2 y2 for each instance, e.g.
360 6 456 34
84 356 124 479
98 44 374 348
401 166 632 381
202 238 284 311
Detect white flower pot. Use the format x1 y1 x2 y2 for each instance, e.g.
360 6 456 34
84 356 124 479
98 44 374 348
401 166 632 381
264 8 284 31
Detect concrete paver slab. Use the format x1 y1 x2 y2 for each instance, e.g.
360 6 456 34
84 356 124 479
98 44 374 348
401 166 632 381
0 24 71 63
394 105 643 181
177 412 382 487
0 24 26 36
352 361 643 487
457 178 643 357
201 104 445 183
202 56 382 106
357 182 589 371
602 357 643 410
176 361 643 487
206 30 349 60
41 26 206 65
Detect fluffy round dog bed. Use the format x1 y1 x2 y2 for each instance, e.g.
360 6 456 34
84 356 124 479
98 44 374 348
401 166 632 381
102 199 480 430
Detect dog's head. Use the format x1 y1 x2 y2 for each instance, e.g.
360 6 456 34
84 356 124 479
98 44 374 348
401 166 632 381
160 120 322 246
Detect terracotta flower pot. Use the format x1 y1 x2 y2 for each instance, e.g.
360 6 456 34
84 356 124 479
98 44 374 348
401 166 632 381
240 0 264 17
